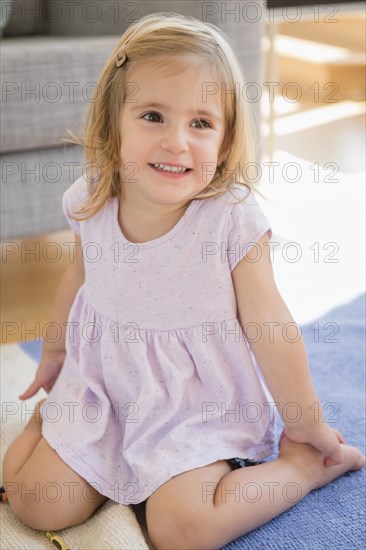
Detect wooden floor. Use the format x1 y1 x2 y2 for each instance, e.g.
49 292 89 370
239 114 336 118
2 17 365 345
1 231 73 344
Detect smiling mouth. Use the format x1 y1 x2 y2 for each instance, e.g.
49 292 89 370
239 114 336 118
149 163 192 174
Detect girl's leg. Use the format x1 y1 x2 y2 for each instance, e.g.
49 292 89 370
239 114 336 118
2 400 108 531
145 437 365 550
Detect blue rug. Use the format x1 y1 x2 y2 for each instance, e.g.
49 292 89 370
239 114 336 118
19 293 365 549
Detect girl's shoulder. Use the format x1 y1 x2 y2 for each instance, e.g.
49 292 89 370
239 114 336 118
62 174 98 235
219 183 270 226
63 173 96 203
220 184 272 272
202 183 261 215
195 182 270 240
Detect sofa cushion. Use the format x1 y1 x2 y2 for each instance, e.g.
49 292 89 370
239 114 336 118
1 35 119 153
42 0 264 109
1 145 85 240
1 5 263 155
2 0 45 37
44 0 203 36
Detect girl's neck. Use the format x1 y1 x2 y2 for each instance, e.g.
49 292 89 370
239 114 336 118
118 196 192 244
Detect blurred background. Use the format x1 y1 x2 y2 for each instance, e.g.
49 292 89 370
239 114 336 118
1 0 365 344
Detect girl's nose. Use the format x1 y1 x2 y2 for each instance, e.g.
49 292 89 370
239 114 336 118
160 126 189 154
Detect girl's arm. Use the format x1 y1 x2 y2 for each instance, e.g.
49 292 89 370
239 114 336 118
42 233 85 356
232 232 343 466
19 234 85 400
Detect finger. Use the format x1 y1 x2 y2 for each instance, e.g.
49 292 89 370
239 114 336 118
18 380 39 400
42 383 52 394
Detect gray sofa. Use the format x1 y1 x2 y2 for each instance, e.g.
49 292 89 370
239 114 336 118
1 0 264 240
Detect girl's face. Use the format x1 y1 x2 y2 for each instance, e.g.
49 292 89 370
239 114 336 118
118 60 226 209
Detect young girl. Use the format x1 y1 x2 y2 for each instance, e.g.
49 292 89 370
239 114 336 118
3 12 364 550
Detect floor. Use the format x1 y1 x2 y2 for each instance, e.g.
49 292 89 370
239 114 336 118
258 95 365 324
1 20 365 344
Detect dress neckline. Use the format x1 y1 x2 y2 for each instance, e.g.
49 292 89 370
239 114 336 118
114 196 200 249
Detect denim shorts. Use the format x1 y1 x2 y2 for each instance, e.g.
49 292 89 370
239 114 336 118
226 457 264 470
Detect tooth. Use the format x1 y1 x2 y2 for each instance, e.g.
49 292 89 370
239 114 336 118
154 163 187 173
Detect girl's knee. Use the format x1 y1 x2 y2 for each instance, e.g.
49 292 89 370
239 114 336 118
146 497 217 550
5 478 107 531
4 435 107 529
145 460 228 549
4 446 109 532
5 472 101 531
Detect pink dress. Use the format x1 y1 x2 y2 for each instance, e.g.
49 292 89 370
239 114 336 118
41 174 275 504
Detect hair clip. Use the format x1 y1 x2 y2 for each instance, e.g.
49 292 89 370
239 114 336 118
116 46 128 68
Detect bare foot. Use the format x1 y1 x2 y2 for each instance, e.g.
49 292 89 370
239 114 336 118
278 430 365 490
23 398 47 433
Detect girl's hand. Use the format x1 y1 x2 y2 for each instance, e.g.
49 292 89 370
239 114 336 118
283 423 345 467
18 350 66 401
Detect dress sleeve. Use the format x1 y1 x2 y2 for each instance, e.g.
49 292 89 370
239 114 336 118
226 187 273 272
61 175 89 236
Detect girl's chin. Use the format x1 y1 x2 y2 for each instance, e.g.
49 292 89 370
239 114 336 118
145 187 195 207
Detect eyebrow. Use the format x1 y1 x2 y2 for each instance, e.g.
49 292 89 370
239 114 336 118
130 102 222 123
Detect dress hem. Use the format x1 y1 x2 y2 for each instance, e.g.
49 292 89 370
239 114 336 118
41 423 276 505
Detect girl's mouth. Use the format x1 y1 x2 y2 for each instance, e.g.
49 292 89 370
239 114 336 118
148 163 192 178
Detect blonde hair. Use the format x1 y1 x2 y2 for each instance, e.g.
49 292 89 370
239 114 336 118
65 12 266 222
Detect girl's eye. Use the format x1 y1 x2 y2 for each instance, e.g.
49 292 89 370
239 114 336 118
142 112 212 129
192 119 211 129
142 112 162 123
